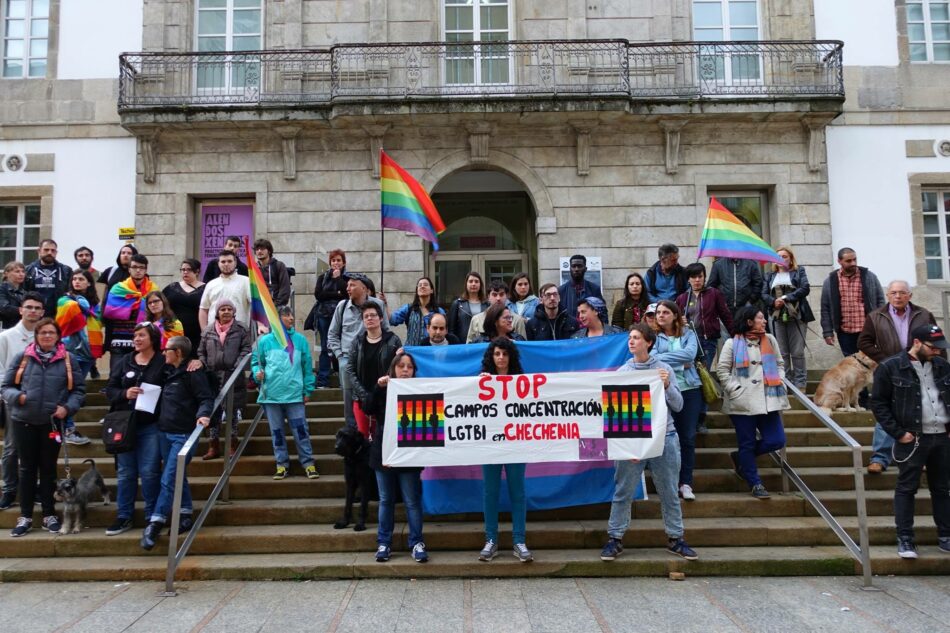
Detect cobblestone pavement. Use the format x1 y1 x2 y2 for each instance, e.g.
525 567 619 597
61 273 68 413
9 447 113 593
2 575 948 633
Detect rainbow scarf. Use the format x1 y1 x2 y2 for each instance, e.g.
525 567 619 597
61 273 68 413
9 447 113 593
733 333 785 396
245 239 293 360
380 150 446 250
56 295 105 359
155 318 184 350
102 276 158 322
697 197 785 265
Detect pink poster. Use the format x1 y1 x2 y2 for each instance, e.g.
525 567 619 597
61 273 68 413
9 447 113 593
201 203 254 272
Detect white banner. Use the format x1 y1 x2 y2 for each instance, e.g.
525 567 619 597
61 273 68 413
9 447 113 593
382 370 667 467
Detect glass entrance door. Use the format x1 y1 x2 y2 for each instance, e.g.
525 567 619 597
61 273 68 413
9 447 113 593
434 252 528 307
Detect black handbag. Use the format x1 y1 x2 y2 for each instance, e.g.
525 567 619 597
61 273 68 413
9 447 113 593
102 410 137 454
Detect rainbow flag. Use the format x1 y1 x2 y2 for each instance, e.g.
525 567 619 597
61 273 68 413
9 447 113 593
697 197 785 265
380 150 446 250
101 276 159 322
56 295 104 359
245 239 293 360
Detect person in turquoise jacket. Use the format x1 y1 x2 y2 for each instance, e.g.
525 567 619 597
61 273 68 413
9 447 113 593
251 305 319 480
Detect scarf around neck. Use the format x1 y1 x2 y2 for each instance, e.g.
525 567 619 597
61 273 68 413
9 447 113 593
733 332 784 396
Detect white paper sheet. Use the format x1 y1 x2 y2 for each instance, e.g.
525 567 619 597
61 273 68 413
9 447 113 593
134 382 162 413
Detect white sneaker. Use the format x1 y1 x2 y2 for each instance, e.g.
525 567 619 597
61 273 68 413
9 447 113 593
679 484 696 501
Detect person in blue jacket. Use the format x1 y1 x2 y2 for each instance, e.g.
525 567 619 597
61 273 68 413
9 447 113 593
388 276 444 346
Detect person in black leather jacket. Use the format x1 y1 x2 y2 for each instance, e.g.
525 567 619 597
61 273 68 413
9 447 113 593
870 324 950 559
345 303 402 438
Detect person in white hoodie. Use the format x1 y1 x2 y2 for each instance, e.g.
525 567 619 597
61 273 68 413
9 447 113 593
0 292 45 510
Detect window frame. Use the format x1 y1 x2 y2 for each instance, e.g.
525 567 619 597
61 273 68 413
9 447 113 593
706 189 770 239
0 201 41 266
921 188 950 281
906 1 950 63
692 0 762 85
194 0 264 94
440 0 514 87
2 0 50 79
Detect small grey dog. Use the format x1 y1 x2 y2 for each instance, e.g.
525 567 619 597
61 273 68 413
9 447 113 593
55 459 111 534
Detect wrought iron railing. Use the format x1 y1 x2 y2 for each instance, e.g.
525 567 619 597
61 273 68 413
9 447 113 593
118 39 843 110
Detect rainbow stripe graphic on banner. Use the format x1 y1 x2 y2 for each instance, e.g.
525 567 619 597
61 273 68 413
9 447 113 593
396 394 445 447
601 385 652 438
380 150 446 250
245 238 293 360
697 197 785 265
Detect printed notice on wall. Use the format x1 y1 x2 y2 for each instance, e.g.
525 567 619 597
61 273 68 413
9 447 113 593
200 203 254 273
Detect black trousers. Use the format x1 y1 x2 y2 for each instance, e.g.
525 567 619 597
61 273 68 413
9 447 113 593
16 420 60 518
893 432 950 540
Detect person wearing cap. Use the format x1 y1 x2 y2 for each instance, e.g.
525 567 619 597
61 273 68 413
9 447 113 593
643 303 659 333
327 272 388 428
571 297 623 338
870 324 950 559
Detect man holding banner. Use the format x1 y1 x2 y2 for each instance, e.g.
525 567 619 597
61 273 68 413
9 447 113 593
601 323 699 562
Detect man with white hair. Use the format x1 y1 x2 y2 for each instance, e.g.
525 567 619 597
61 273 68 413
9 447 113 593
859 280 939 474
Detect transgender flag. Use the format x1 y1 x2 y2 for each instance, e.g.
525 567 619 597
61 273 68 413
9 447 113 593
406 336 646 515
380 151 446 250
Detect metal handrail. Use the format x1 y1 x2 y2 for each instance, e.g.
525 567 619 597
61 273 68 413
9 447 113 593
162 351 259 595
777 380 873 588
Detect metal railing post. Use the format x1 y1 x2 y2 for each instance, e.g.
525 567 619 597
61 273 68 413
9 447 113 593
162 451 188 596
780 446 790 494
852 444 874 588
222 386 234 503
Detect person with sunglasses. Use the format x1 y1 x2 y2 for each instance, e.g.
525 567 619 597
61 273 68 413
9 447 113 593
140 336 213 550
163 259 205 356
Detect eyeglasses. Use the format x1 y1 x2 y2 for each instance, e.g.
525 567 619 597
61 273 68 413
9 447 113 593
163 347 180 353
500 315 514 321
37 331 58 336
135 322 156 330
542 292 559 298
129 264 147 271
179 268 193 273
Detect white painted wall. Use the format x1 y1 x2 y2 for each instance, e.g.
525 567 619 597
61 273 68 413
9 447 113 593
815 0 899 67
58 0 143 80
0 138 136 268
826 125 950 285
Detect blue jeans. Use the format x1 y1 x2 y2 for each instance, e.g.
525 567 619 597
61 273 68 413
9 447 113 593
482 463 527 544
63 358 93 433
870 422 895 468
837 330 860 357
116 422 162 520
150 431 199 524
672 387 703 487
608 432 684 540
316 314 333 387
263 402 314 468
375 468 424 548
730 411 786 487
698 338 718 371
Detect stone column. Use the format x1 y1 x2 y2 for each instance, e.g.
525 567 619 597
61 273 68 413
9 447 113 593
801 114 832 173
136 126 162 184
275 126 301 180
571 120 597 177
365 124 391 178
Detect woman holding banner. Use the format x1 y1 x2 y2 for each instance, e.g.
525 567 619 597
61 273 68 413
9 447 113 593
478 337 533 563
652 300 702 502
370 352 427 563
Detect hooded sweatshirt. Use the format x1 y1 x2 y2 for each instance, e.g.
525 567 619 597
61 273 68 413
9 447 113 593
616 355 683 435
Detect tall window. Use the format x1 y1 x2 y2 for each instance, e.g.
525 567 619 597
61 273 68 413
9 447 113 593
922 189 950 280
2 0 49 78
710 192 769 238
0 202 40 266
907 1 950 62
693 0 760 82
443 0 511 85
196 0 262 92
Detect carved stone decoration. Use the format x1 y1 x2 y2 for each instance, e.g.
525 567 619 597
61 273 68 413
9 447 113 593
658 119 688 175
137 128 161 184
275 126 301 180
466 121 493 164
939 140 950 157
571 121 597 177
364 124 391 179
801 115 830 173
4 154 23 172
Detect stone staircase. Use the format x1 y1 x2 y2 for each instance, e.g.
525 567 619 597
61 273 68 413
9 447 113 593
0 370 948 581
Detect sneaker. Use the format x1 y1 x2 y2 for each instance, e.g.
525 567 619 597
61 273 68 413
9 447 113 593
105 517 133 536
412 542 429 563
679 484 696 501
0 491 15 510
10 516 31 537
64 428 91 445
273 465 289 480
42 515 62 533
667 537 699 560
478 540 498 562
375 544 391 562
938 537 950 554
897 538 919 559
600 538 624 561
751 484 771 499
513 543 534 563
305 465 320 480
696 422 709 435
179 515 194 534
140 521 164 551
729 450 744 481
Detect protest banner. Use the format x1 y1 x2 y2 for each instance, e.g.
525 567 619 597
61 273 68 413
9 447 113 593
382 370 666 468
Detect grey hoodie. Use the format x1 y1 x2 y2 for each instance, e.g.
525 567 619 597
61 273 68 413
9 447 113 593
616 355 683 434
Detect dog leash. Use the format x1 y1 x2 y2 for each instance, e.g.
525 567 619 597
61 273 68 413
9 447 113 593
52 415 71 478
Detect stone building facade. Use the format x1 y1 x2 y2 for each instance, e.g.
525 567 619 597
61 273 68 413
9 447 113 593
120 0 843 353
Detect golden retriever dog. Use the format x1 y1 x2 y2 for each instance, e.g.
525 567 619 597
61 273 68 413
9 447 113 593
813 351 878 413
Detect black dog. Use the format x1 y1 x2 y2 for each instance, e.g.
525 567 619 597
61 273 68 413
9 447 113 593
333 426 377 532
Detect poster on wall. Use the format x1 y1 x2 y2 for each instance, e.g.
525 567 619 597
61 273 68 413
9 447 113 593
382 370 667 468
200 202 254 273
559 255 602 288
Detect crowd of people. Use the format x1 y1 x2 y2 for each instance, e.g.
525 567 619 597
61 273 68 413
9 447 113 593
0 236 946 564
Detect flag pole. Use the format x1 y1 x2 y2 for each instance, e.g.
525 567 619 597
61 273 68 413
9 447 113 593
380 224 385 293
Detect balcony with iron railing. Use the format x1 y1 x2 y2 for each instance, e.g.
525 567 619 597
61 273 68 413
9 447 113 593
117 39 844 115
